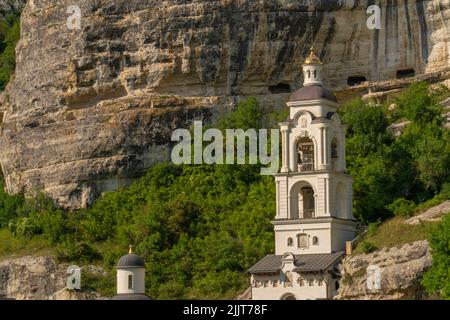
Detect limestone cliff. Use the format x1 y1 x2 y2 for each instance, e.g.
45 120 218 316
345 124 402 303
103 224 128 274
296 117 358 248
336 240 432 300
0 0 449 208
0 255 105 300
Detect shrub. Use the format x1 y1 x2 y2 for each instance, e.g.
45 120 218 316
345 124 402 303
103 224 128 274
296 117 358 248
422 214 450 299
57 239 100 262
0 185 24 227
360 241 378 254
0 15 20 90
8 216 41 238
386 198 416 217
38 209 66 243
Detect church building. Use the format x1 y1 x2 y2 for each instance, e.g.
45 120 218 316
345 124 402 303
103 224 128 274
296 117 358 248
111 246 152 300
248 48 357 300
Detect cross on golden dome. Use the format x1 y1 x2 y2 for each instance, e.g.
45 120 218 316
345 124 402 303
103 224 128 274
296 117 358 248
304 46 323 65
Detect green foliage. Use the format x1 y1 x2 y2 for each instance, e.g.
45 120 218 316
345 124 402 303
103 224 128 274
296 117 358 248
216 97 262 131
395 82 443 125
359 241 377 254
0 86 449 299
386 198 416 217
0 14 20 90
422 214 450 299
340 83 450 222
56 238 101 263
82 270 116 297
0 177 24 227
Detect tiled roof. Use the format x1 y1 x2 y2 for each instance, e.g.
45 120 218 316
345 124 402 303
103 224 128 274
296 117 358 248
116 253 145 269
248 252 345 274
289 85 338 103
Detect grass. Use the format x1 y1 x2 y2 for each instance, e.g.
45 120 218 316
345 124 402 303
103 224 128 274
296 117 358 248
353 216 437 255
0 228 55 260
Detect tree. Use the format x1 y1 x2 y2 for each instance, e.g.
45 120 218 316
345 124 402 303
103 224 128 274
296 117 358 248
422 214 450 299
0 15 20 90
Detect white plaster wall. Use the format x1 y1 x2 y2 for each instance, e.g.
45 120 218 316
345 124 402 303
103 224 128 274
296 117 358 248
274 221 332 255
117 268 145 294
330 223 357 252
251 273 329 300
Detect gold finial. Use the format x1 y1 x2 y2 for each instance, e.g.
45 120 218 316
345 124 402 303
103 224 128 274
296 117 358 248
304 46 323 65
129 245 133 254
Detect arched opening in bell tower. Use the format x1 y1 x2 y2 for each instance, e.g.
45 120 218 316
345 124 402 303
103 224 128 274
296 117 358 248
296 137 315 172
331 138 339 170
335 182 347 219
290 182 316 219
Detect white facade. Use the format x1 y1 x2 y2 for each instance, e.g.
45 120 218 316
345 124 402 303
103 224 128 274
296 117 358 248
117 268 146 295
250 48 356 300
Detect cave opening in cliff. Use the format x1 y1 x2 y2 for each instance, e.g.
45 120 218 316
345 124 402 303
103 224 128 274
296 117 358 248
269 83 291 94
347 76 367 87
396 69 416 79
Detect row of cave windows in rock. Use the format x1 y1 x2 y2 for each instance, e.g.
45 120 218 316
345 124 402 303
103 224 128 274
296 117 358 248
287 234 319 248
270 69 417 94
347 69 416 86
269 69 417 93
296 137 339 172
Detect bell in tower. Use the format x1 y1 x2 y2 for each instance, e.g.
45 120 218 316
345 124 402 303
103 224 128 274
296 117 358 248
248 46 357 301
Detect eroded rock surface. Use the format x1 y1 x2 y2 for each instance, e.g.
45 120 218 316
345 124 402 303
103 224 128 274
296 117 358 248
0 255 105 300
337 240 432 300
1 1 450 208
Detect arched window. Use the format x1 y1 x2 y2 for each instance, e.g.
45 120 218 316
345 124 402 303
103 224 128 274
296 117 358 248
307 70 311 78
313 70 317 78
297 233 308 249
298 278 305 287
301 187 315 218
308 279 314 286
336 182 346 218
297 137 314 172
312 236 319 245
287 237 293 246
318 279 323 286
331 139 338 159
128 275 133 290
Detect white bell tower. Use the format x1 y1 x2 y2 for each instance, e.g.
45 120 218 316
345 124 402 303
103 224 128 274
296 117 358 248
274 47 356 256
248 47 357 301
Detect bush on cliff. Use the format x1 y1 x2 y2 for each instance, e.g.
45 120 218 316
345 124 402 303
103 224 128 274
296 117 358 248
0 14 20 90
422 214 450 299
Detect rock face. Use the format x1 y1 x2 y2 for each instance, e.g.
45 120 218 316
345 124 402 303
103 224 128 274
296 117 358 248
406 201 450 225
337 240 432 300
1 0 450 208
0 255 105 300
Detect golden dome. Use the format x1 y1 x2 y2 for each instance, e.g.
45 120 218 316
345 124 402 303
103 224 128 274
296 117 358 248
304 46 323 65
